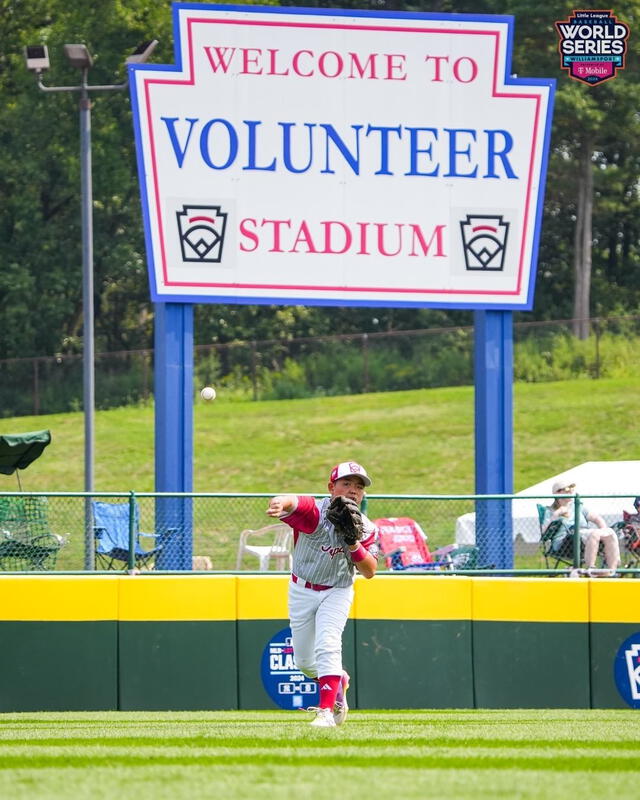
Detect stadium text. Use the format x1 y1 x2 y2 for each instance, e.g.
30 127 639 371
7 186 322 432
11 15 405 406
238 218 446 257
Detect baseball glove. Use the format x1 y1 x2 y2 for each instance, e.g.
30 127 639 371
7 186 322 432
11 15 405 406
326 495 364 546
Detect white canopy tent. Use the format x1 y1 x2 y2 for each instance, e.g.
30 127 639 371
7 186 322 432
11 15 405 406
455 461 640 545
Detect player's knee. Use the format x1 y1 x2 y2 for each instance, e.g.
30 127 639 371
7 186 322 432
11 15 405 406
295 660 317 679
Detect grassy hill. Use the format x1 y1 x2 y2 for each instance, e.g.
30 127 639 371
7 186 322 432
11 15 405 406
1 376 638 495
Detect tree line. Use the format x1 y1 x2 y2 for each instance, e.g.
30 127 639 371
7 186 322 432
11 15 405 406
1 0 639 362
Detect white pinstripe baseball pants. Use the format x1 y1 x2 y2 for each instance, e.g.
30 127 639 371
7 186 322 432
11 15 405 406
288 579 354 679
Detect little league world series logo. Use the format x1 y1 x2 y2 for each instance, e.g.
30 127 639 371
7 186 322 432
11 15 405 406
176 204 228 262
555 10 630 86
460 215 509 271
614 633 640 708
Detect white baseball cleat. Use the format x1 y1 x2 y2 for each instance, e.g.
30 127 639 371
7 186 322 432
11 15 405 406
309 707 336 728
333 670 350 726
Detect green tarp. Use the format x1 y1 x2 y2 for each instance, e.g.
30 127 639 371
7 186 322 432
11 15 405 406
0 430 51 475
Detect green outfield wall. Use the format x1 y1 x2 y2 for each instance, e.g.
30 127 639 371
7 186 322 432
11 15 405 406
0 575 638 712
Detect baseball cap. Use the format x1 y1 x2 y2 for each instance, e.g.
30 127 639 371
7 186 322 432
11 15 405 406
329 461 372 487
552 479 575 493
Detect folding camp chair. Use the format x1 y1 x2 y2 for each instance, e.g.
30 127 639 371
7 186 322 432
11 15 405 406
0 430 66 571
375 517 483 571
0 496 67 571
613 510 640 569
236 523 293 570
375 517 435 570
537 503 578 568
430 543 481 570
93 500 176 570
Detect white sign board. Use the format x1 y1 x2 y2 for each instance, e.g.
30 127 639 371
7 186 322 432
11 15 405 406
129 4 555 308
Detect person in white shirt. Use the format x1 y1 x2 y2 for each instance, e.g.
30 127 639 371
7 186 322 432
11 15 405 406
543 479 620 570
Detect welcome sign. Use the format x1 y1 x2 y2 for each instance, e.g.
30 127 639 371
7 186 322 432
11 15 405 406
129 4 555 309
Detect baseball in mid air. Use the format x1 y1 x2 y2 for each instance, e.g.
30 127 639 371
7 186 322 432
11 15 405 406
200 386 216 401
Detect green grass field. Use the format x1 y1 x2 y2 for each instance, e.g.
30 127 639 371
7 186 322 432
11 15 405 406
1 710 638 799
3 375 640 495
4 375 640 570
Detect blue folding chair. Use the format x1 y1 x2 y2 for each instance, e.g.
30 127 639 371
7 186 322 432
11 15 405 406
93 500 176 570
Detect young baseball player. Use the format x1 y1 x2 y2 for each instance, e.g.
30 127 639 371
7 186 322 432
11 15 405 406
266 461 378 728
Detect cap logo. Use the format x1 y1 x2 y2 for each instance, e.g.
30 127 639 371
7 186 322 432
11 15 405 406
329 461 371 486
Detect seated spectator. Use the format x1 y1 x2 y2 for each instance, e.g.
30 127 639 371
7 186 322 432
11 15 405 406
616 497 640 561
619 496 640 528
542 479 620 571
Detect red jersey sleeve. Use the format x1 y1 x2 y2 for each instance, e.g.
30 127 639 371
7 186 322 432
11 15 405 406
281 495 320 534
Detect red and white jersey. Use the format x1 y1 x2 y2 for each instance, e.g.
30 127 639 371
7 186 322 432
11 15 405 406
281 496 378 588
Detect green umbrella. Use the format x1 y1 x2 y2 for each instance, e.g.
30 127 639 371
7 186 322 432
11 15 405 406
0 430 51 488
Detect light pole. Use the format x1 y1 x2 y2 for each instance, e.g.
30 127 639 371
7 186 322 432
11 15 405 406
24 40 157 569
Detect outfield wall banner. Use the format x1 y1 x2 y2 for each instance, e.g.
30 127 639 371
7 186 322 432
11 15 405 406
129 3 555 310
260 626 319 710
613 632 640 708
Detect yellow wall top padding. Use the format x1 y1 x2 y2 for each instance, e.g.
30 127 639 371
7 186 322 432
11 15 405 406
473 578 589 623
353 574 473 620
0 576 120 621
118 575 237 621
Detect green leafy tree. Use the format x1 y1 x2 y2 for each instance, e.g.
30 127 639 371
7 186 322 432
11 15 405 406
0 0 172 359
504 0 640 335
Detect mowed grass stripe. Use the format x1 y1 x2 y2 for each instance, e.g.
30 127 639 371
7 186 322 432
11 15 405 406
0 711 636 725
1 736 639 751
0 753 639 772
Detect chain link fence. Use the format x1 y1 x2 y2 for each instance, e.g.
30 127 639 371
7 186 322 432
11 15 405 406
3 315 640 416
1 492 638 576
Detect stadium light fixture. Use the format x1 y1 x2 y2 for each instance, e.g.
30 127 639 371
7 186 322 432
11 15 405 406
63 43 93 69
24 45 50 72
126 39 159 64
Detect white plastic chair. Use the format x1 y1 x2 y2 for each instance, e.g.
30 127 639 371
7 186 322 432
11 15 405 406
236 523 293 571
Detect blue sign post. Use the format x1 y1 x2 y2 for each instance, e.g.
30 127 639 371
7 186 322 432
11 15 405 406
474 310 514 570
153 302 193 570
